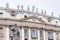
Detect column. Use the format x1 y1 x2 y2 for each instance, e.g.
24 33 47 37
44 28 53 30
53 31 56 40
45 31 48 40
22 27 24 40
6 26 9 40
29 28 31 40
38 29 40 40
43 30 46 40
59 32 60 40
3 26 9 40
57 32 59 40
57 32 60 40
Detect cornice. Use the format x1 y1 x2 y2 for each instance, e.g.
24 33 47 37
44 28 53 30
0 17 60 27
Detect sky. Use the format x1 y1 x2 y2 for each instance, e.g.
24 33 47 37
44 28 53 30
0 0 60 17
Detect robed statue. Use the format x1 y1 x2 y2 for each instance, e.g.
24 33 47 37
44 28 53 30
12 24 20 40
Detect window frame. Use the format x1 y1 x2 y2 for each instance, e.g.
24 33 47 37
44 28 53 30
40 30 43 38
31 29 37 37
24 29 28 36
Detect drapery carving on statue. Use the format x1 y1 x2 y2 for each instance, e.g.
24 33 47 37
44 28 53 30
11 24 20 40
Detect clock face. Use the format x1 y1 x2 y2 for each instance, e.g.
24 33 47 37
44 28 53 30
32 17 36 22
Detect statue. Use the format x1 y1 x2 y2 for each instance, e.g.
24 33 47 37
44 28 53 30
32 6 35 12
36 8 38 13
12 24 20 40
6 2 9 8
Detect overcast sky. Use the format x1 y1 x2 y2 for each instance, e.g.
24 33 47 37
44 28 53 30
0 0 60 17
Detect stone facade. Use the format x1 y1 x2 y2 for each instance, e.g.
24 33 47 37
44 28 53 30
0 3 60 40
0 15 60 40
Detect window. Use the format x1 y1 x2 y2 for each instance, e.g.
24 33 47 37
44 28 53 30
24 30 28 36
40 31 43 37
24 15 27 18
11 14 16 16
0 12 3 14
31 29 36 37
48 31 53 39
48 32 51 38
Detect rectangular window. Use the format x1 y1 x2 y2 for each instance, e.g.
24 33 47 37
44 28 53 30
48 32 51 38
40 31 43 37
31 29 36 37
48 31 53 39
24 30 28 36
40 31 43 40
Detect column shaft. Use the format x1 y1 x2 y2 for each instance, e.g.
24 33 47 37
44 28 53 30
22 27 24 40
3 26 9 40
53 31 56 40
59 32 60 40
43 30 46 40
29 28 31 40
38 29 40 40
45 31 48 40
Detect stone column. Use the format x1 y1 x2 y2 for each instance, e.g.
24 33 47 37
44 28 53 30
53 31 56 40
59 32 60 40
57 32 60 40
45 31 48 40
22 27 24 40
3 26 9 40
43 30 46 40
38 29 40 40
29 28 31 40
6 26 9 40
